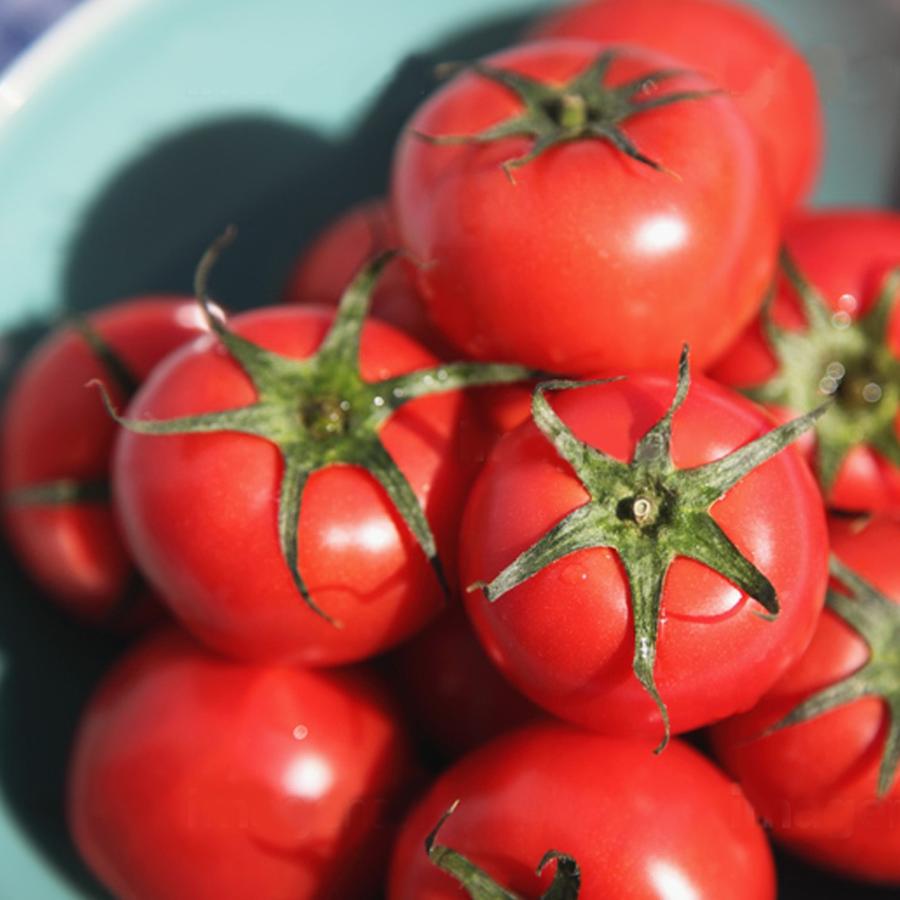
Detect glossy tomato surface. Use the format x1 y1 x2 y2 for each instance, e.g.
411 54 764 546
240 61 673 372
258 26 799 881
69 628 417 900
113 305 482 665
282 199 448 355
1 297 205 627
392 40 778 375
711 516 900 884
532 0 821 211
389 606 536 759
389 723 775 898
713 209 900 513
461 372 827 738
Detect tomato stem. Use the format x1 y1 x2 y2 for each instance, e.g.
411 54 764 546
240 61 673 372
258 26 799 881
471 346 826 750
95 231 537 625
4 478 110 505
425 801 581 899
3 314 137 511
415 50 719 177
746 250 900 496
768 554 900 797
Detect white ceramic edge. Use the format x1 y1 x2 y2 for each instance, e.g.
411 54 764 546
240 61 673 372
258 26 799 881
0 0 148 130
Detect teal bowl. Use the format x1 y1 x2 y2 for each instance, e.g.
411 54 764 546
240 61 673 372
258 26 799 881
0 0 898 896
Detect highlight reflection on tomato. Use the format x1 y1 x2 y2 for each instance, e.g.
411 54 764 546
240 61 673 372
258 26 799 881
711 516 900 885
112 302 489 665
712 210 900 513
389 723 775 898
1 297 205 627
392 40 778 374
69 628 418 900
461 370 827 739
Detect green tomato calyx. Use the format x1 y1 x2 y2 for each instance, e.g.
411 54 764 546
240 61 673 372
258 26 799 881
425 801 581 899
2 315 148 625
469 347 827 751
416 50 719 181
4 316 137 511
769 554 900 797
746 250 900 495
95 228 536 627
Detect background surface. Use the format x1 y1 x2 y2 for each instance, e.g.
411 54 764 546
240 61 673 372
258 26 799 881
0 0 79 70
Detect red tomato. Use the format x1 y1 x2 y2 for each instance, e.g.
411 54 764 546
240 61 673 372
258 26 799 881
461 371 827 740
712 210 900 513
281 202 532 445
113 305 483 665
1 297 206 627
388 606 536 759
69 628 417 900
389 723 775 898
283 199 450 355
474 383 533 446
531 0 821 212
711 516 900 884
392 40 778 375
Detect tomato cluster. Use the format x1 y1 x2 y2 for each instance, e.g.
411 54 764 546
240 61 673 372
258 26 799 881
3 1 899 897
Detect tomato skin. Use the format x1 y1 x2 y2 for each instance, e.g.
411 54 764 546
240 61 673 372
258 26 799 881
712 210 900 513
531 0 821 212
389 723 775 898
392 40 778 375
1 297 206 627
113 305 483 665
69 628 418 900
711 516 900 884
474 384 533 446
388 607 537 760
283 199 450 355
461 373 827 738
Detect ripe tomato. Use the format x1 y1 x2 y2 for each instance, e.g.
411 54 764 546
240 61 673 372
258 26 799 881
1 297 205 627
282 199 449 355
112 303 490 665
461 368 827 741
712 210 900 513
531 0 821 212
388 606 536 759
711 516 900 884
389 723 775 898
69 628 418 900
392 40 778 374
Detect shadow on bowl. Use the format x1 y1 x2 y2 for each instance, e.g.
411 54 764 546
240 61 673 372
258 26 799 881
0 10 534 899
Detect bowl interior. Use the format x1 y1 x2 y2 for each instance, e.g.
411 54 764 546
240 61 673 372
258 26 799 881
0 0 898 896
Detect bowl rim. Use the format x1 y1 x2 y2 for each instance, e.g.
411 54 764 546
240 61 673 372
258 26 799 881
0 0 147 130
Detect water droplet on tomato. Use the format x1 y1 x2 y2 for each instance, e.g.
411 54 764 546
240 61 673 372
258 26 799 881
862 382 883 403
292 725 309 741
831 311 852 330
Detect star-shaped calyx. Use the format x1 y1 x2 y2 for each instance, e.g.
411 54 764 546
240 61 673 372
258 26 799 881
424 801 580 900
769 555 900 797
97 230 535 626
747 250 900 492
416 50 718 181
470 348 827 749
